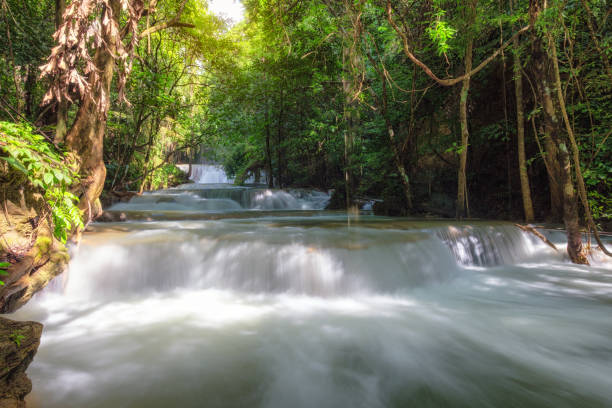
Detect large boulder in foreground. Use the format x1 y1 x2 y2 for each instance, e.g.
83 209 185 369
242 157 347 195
0 317 42 407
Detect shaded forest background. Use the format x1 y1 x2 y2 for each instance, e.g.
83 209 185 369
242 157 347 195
0 0 610 225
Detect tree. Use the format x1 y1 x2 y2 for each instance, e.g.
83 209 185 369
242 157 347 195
39 0 192 222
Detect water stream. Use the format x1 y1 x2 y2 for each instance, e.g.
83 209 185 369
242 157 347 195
11 165 612 407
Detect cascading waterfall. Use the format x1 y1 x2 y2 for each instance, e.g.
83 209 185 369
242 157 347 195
107 186 331 213
11 176 612 408
178 164 233 184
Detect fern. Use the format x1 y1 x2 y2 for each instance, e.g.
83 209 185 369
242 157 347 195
0 121 84 243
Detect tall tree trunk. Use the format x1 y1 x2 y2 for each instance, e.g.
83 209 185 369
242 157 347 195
65 0 121 221
541 129 564 221
381 77 412 211
276 88 284 189
512 36 535 222
549 31 611 256
342 46 357 210
23 65 36 118
265 97 274 188
457 37 473 219
55 0 68 143
529 0 587 264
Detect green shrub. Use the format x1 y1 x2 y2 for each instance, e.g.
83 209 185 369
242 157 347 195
0 121 83 243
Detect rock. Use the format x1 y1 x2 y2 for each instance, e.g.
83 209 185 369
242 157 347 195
0 180 69 313
96 211 128 223
0 317 42 407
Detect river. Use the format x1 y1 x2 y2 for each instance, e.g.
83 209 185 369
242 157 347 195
11 165 612 408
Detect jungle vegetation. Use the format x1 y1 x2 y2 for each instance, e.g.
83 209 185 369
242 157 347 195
0 0 610 264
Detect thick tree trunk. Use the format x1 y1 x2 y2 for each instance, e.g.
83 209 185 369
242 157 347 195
65 0 121 221
541 130 564 221
529 0 587 264
549 32 610 256
54 0 68 143
512 36 535 222
457 38 473 219
559 142 588 264
342 46 357 210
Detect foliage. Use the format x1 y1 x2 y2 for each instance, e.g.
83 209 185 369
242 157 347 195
0 122 83 243
0 0 610 226
426 10 457 56
9 331 25 347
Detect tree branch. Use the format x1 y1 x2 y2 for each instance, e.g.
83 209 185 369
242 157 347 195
385 0 529 87
139 0 194 39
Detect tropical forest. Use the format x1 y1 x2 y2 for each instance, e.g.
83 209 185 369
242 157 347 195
0 0 611 406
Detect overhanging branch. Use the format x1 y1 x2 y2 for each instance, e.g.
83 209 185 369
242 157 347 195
385 0 529 87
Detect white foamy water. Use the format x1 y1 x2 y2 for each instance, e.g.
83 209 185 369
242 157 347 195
108 165 330 213
11 180 612 408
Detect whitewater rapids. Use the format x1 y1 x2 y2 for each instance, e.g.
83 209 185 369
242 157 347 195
10 166 612 408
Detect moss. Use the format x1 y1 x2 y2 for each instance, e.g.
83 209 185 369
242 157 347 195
49 245 70 264
34 236 53 255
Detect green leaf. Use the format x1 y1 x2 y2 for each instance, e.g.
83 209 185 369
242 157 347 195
1 156 28 174
43 172 54 186
53 169 65 183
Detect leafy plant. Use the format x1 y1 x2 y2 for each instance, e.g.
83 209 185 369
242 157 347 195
445 141 468 155
0 121 83 243
426 10 457 56
9 331 26 347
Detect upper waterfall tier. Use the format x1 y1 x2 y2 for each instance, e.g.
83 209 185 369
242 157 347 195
108 186 331 214
108 164 330 215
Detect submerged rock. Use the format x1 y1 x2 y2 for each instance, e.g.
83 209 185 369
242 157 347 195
0 317 42 407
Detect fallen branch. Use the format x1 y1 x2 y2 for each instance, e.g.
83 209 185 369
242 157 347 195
516 224 559 252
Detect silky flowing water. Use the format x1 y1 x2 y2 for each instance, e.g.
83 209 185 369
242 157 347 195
11 166 612 408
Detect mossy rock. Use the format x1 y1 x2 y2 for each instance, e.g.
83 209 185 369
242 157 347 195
0 167 69 313
0 317 42 407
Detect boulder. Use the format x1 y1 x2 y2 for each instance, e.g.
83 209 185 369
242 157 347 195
0 181 69 313
0 317 42 407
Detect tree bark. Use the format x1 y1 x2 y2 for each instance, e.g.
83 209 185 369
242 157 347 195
549 31 611 256
380 65 412 211
541 125 564 221
65 0 121 221
512 36 535 222
276 87 284 189
342 46 357 210
265 97 274 188
55 0 68 143
457 36 473 219
529 0 587 264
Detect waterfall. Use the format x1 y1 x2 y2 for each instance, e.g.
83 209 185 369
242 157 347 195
12 181 612 408
176 164 232 184
108 186 330 213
